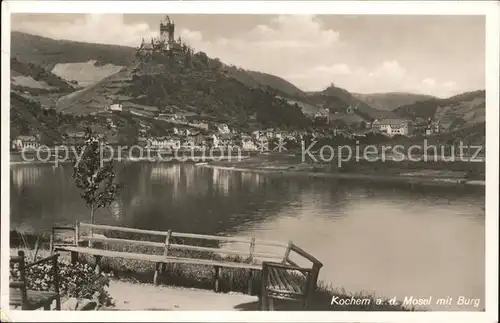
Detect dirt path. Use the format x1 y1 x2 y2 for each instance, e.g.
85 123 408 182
105 280 259 311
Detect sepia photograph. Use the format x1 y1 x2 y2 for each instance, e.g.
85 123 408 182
1 1 498 322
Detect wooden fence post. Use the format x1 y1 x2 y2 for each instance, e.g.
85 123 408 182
282 241 292 264
247 270 254 295
153 262 161 285
249 237 255 262
52 254 61 310
94 255 102 275
259 262 269 310
214 266 220 292
49 229 54 256
302 270 312 309
70 251 78 265
268 298 275 311
88 223 93 248
18 250 28 310
75 221 80 246
164 230 172 257
304 263 321 309
310 263 321 292
228 270 234 291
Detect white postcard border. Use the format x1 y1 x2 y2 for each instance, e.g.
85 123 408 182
1 1 498 322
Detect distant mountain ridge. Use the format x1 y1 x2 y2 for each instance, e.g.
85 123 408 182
352 92 437 111
11 31 136 70
53 44 311 130
11 31 306 99
10 30 483 135
394 90 485 132
11 31 385 128
306 85 397 123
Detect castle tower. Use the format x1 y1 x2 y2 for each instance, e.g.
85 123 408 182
160 15 175 44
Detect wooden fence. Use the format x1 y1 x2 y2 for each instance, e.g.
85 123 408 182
51 222 323 302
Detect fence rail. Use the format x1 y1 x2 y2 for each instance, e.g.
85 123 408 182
52 222 322 300
77 222 288 247
52 222 322 268
72 222 290 261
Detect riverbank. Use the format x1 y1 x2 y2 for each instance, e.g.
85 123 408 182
10 150 484 189
10 240 413 311
9 154 251 166
200 154 485 188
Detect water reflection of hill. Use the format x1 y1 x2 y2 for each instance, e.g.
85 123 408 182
117 165 358 235
10 164 88 232
240 172 265 192
115 164 302 235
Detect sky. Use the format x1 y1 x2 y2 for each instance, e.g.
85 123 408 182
11 13 485 97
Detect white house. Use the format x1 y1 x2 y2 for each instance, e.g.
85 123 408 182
211 134 220 148
242 141 257 151
425 120 441 136
180 128 191 136
12 135 40 151
106 103 123 112
372 118 412 136
216 124 231 134
147 137 180 150
264 128 276 139
168 138 181 150
181 136 196 149
314 108 330 124
218 133 233 149
333 129 354 139
252 128 279 140
241 135 258 151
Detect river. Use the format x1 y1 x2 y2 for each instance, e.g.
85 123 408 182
10 162 485 311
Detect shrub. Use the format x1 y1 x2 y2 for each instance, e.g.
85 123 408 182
10 258 114 308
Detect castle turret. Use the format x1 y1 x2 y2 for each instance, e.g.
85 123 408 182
138 15 184 57
160 15 175 45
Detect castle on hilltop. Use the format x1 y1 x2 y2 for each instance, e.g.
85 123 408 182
137 15 186 56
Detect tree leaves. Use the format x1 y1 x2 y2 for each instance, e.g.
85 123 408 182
10 258 114 307
72 127 121 213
